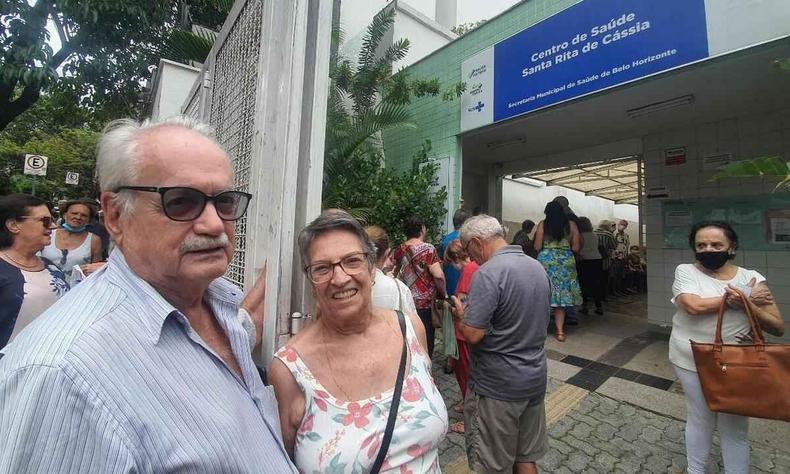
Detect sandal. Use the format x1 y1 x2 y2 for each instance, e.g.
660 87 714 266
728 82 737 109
450 421 465 434
453 403 464 414
555 332 566 342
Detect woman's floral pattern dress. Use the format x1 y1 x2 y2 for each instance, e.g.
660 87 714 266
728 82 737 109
537 238 583 307
275 315 448 473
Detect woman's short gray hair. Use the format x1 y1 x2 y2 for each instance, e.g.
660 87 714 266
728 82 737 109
459 214 505 243
298 209 376 271
96 115 218 216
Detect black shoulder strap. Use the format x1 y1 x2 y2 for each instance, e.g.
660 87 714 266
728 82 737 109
371 310 408 473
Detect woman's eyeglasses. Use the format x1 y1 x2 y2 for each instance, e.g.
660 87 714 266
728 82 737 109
115 186 252 222
304 252 370 284
21 216 54 228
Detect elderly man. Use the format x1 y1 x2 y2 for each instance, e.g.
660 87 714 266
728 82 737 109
450 215 551 474
0 117 296 472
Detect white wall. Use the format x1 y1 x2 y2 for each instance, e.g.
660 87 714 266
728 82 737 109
150 60 200 120
393 3 456 70
339 0 455 71
643 108 790 340
501 177 640 243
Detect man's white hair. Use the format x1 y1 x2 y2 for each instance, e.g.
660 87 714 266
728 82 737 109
459 214 505 242
96 115 219 216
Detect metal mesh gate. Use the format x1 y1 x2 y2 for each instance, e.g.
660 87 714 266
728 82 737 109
207 0 263 286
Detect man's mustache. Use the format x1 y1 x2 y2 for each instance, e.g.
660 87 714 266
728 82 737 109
180 234 230 253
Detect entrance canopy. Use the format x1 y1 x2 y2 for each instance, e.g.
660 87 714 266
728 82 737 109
513 156 642 204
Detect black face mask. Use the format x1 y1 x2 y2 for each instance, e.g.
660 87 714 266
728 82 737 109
695 251 730 271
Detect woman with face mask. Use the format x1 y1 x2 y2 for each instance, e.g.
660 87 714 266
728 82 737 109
40 199 103 280
670 221 784 474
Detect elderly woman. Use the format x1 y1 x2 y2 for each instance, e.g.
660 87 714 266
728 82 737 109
270 210 448 473
365 225 417 315
0 194 69 348
671 221 783 474
40 198 103 279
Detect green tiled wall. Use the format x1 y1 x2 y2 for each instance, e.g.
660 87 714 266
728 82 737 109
383 0 580 207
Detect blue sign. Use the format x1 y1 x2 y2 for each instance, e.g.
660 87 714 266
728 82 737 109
492 0 709 122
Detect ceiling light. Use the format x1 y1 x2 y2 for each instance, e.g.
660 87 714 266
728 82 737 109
486 137 527 150
626 95 694 119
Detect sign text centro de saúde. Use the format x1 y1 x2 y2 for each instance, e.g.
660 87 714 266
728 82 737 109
459 0 790 132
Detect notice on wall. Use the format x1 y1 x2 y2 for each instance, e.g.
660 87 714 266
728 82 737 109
702 152 732 170
766 210 790 244
664 147 687 166
646 185 670 199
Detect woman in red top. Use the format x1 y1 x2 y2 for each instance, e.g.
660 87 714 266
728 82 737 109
444 239 478 433
393 216 447 357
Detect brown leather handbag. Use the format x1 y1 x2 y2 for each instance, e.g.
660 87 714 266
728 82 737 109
690 291 790 421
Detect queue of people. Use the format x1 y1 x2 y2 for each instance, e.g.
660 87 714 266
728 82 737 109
0 114 785 474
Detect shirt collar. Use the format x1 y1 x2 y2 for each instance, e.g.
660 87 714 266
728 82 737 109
104 249 242 345
493 245 525 257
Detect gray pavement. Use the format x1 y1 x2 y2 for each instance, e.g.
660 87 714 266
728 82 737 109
432 294 790 473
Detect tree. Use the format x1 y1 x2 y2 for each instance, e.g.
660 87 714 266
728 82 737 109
0 127 99 201
0 1 178 131
323 6 458 240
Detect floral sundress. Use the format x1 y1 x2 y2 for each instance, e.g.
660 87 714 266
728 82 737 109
537 238 583 307
275 316 448 473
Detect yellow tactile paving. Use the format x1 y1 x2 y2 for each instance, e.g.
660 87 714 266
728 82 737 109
545 383 589 425
443 383 590 473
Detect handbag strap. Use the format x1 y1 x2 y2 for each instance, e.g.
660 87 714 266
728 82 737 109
714 290 765 346
371 310 408 473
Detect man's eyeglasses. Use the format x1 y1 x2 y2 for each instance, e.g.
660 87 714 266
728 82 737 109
304 252 370 284
21 216 54 228
115 186 252 222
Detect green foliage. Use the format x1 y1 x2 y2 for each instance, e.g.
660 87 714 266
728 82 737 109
323 7 448 241
0 128 99 201
157 0 229 64
712 155 790 191
0 1 179 131
451 20 487 37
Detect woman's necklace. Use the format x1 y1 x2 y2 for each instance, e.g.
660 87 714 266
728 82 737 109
321 323 354 402
2 251 42 270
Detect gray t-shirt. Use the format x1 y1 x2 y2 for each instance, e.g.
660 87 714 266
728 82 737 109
464 245 551 401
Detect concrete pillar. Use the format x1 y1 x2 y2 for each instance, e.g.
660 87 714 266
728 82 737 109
486 165 504 220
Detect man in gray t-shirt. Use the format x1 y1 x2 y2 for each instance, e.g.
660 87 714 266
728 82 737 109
451 215 551 474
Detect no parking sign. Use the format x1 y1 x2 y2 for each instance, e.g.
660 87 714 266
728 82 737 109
65 171 80 185
23 154 48 176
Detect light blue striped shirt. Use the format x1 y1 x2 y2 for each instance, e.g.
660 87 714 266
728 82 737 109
0 250 297 473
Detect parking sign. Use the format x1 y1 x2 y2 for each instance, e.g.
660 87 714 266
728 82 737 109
24 154 48 176
65 172 80 185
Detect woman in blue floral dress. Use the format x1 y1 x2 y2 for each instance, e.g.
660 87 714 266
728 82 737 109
534 201 582 342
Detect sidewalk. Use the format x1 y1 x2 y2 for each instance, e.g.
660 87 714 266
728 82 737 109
433 293 790 473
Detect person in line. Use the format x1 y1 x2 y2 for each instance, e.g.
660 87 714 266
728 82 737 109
670 221 783 474
534 201 582 341
393 216 447 357
0 116 296 472
577 217 604 315
444 238 479 434
40 198 103 280
365 225 417 315
511 219 537 258
439 208 472 373
611 219 630 295
0 194 69 348
552 196 581 325
625 245 646 293
594 220 617 301
450 215 550 474
270 210 448 472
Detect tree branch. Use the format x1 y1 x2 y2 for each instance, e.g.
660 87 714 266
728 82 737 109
0 84 42 131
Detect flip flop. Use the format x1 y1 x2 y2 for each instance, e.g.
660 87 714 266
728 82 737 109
555 332 566 342
453 404 464 414
450 421 465 434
